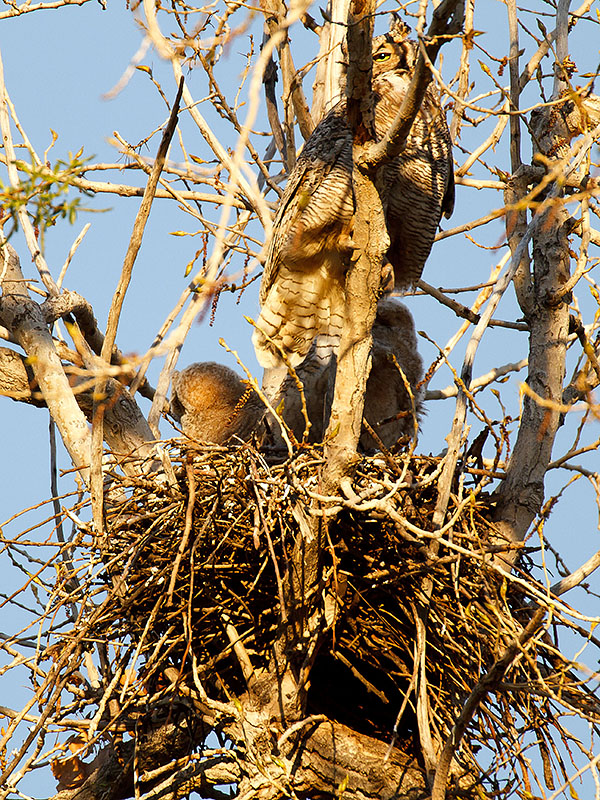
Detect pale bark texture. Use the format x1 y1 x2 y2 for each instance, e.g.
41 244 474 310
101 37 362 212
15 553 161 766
492 201 571 549
492 86 600 551
324 0 463 488
0 245 93 484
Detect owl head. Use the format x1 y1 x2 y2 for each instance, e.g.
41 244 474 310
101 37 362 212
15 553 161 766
372 14 415 78
339 14 415 78
170 361 263 444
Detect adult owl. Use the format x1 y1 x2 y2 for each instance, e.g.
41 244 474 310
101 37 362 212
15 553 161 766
262 298 424 451
253 16 454 368
171 362 264 445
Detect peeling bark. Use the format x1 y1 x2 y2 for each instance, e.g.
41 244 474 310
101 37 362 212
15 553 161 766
75 381 158 474
322 0 384 489
0 345 44 404
493 102 578 551
52 720 238 800
51 713 429 800
42 290 155 402
492 201 571 549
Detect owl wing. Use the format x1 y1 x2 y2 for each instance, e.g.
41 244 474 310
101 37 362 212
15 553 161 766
259 104 354 298
254 105 355 367
441 120 455 220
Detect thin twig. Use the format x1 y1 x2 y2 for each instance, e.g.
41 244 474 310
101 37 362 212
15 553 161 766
101 78 184 362
418 279 528 330
0 48 57 295
431 608 546 800
167 458 196 604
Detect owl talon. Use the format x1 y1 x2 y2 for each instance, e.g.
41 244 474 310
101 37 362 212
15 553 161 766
338 233 356 253
380 259 395 295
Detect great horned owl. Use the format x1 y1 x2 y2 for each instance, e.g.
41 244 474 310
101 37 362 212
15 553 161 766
262 298 424 451
171 362 264 445
360 298 424 450
253 16 454 368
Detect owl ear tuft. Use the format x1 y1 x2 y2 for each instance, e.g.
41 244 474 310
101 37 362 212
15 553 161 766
389 12 411 39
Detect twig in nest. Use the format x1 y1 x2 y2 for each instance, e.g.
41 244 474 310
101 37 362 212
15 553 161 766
167 457 196 604
222 612 256 689
431 607 546 800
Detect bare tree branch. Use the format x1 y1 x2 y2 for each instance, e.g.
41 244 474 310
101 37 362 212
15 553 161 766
322 0 381 488
431 608 547 800
101 78 184 363
0 245 92 485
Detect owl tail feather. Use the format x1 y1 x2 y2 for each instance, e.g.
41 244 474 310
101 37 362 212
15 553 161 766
253 269 345 368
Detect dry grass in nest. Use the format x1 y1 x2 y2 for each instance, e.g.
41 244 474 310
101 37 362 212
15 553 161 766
85 441 597 786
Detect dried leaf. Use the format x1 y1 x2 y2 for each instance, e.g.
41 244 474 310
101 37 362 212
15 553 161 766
51 755 87 790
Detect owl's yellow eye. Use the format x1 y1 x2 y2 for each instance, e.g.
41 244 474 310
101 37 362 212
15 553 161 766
373 51 391 62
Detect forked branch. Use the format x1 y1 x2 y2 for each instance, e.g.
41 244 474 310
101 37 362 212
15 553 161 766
0 245 93 485
361 0 465 170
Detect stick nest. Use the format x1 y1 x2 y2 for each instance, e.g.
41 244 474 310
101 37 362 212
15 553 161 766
86 441 597 787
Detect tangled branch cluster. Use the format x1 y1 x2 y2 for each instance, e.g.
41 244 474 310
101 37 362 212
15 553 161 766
7 443 586 797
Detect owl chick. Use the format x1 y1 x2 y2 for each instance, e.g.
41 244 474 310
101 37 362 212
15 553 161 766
262 298 424 451
171 362 264 445
360 297 424 451
253 16 454 369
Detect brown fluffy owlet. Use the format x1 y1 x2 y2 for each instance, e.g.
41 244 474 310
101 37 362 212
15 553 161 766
262 298 424 451
171 362 264 445
253 16 454 369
